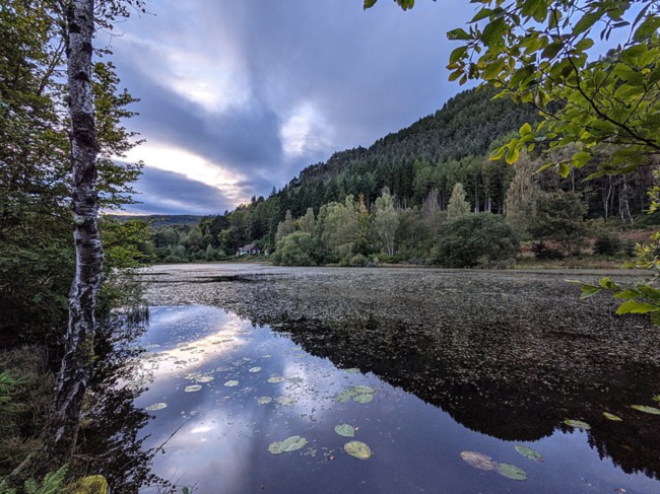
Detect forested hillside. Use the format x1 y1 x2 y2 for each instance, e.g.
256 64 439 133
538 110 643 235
151 87 656 265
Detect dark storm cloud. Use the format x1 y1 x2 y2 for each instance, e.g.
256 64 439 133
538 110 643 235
129 168 235 215
110 0 476 214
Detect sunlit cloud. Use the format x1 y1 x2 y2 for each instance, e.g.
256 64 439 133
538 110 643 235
280 102 335 159
124 142 249 205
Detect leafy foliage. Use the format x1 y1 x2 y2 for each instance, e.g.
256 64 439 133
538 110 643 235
435 213 518 268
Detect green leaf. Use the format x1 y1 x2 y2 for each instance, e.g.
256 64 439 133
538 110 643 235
450 46 469 64
268 435 309 454
363 0 378 9
471 8 493 22
146 403 167 411
573 12 600 36
558 162 570 178
496 463 528 481
615 300 660 315
630 405 660 415
579 285 600 300
353 393 374 403
515 445 544 462
481 18 507 48
520 122 532 136
570 151 591 168
344 441 372 460
564 419 591 430
603 412 623 421
335 424 356 437
447 28 471 41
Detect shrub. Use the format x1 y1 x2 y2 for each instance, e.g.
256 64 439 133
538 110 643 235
531 242 564 260
594 233 623 256
271 232 315 266
435 214 518 268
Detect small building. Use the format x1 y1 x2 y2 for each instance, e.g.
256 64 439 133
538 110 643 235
236 244 261 256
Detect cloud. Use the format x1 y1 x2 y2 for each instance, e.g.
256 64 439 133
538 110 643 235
107 0 476 214
127 167 236 215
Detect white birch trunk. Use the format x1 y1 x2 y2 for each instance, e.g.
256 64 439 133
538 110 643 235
50 0 102 458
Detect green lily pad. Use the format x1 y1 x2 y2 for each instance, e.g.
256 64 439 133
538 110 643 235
460 451 497 471
345 368 360 374
268 376 286 383
497 463 527 481
352 385 374 394
603 412 623 421
268 436 308 455
224 380 239 387
334 424 355 437
249 367 262 373
631 405 660 415
276 396 297 406
196 376 214 383
353 393 374 404
184 385 202 393
257 396 272 405
344 441 371 460
145 403 167 411
333 390 353 403
514 445 543 462
564 419 591 430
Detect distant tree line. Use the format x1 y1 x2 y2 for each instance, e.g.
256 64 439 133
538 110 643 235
149 87 657 267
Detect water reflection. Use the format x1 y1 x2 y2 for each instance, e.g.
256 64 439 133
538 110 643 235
130 304 660 494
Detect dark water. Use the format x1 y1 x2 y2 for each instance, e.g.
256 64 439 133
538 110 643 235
129 295 660 494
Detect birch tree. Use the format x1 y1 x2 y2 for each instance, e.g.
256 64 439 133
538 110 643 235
48 0 101 459
373 187 399 257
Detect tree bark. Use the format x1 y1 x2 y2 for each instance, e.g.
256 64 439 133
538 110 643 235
50 0 102 460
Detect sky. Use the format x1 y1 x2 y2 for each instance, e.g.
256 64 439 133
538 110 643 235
107 0 476 215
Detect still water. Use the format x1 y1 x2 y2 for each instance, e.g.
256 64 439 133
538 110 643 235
127 265 660 494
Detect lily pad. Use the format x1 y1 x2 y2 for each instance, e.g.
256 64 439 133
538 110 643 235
333 390 353 403
345 368 361 374
268 435 308 455
514 445 543 462
276 396 297 406
344 441 371 460
353 393 374 404
564 419 591 430
257 396 272 405
224 380 239 387
268 376 286 383
145 403 167 411
184 385 202 393
460 451 497 471
630 405 660 415
603 412 623 421
497 463 527 481
196 376 214 383
249 367 262 373
352 385 374 394
334 424 355 437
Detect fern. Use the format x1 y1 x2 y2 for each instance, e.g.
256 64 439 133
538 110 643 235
0 466 68 494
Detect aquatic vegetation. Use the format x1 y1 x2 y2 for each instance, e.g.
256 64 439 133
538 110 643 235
564 419 591 430
344 441 371 460
630 405 660 415
460 451 497 471
334 424 355 437
514 445 543 462
145 403 167 411
496 463 527 481
603 412 622 421
184 385 202 392
224 380 239 387
268 436 308 454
